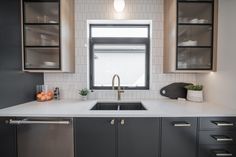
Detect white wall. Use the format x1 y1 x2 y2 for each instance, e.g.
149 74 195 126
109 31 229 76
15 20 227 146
197 0 236 108
44 0 196 100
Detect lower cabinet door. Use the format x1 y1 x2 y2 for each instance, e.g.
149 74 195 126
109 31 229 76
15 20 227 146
75 118 116 157
0 118 17 157
118 118 160 157
161 117 197 157
199 145 236 157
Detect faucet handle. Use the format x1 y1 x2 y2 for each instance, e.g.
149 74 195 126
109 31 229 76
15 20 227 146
118 90 125 94
117 89 124 101
120 87 125 92
118 88 125 93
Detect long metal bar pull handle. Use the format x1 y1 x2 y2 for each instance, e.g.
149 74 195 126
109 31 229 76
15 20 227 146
212 121 234 127
172 122 191 127
213 150 233 157
215 153 233 157
7 119 71 125
212 135 233 142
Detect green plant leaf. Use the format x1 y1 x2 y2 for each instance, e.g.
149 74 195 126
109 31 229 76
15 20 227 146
185 84 203 91
79 88 89 96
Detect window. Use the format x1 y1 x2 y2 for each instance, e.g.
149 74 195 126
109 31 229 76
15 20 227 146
89 23 150 90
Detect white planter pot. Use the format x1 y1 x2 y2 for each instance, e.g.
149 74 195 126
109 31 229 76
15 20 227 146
187 90 203 102
81 96 87 101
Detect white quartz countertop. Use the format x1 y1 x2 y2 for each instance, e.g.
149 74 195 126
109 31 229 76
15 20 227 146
0 99 236 117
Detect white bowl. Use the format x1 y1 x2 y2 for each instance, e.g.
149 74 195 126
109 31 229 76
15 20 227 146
44 61 56 66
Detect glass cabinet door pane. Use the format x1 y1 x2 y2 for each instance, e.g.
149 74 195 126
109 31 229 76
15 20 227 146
25 25 59 46
178 25 212 46
25 48 60 69
178 2 213 24
24 2 59 23
177 48 212 69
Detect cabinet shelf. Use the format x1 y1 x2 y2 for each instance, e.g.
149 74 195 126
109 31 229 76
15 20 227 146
25 46 60 48
24 23 60 25
178 46 212 48
178 23 212 26
178 1 213 3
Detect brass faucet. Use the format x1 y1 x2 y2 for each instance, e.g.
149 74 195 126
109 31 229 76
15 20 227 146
112 74 124 100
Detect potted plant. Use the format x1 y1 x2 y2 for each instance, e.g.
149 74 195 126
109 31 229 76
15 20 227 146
185 84 204 102
79 88 89 101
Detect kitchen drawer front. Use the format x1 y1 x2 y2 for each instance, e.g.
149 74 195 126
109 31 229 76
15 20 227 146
200 117 236 131
163 117 197 128
199 145 236 157
199 131 236 145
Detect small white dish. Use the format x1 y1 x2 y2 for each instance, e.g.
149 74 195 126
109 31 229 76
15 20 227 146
179 40 198 46
190 18 199 23
44 61 56 66
198 19 209 24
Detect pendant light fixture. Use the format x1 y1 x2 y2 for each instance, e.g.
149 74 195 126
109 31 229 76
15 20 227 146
114 0 125 12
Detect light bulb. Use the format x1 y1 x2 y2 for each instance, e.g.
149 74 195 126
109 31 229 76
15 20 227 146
114 0 125 13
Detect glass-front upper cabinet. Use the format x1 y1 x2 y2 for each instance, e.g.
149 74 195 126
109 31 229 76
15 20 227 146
164 0 217 73
177 0 214 70
22 0 75 72
23 0 60 70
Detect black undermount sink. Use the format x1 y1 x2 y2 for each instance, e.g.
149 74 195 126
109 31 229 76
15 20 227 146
91 102 146 111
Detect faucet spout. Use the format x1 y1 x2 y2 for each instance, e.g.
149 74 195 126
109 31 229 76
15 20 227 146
112 74 120 90
112 74 124 100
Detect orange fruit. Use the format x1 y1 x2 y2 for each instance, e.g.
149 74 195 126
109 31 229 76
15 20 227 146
37 93 42 99
46 95 51 100
41 96 47 101
47 91 53 97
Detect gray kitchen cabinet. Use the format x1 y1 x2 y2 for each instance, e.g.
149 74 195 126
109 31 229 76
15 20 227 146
118 118 160 157
161 117 198 157
75 118 160 157
199 117 236 157
3 116 236 157
75 118 116 157
0 118 17 157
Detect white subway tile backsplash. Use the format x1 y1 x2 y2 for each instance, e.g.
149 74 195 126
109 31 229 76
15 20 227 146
44 0 196 100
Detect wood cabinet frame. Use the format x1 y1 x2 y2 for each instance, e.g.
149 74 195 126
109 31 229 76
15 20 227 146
21 0 75 73
164 0 218 73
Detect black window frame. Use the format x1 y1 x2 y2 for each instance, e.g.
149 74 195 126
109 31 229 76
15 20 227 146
89 24 150 90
